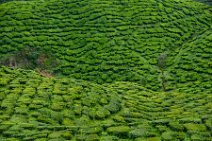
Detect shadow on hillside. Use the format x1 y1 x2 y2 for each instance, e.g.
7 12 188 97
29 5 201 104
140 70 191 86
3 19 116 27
0 0 12 4
196 0 212 6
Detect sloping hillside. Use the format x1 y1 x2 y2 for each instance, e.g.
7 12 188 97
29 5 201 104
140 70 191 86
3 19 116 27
0 67 211 140
0 0 211 140
0 0 211 93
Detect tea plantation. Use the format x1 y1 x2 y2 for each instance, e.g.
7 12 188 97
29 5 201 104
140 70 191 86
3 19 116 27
0 67 211 140
0 0 211 140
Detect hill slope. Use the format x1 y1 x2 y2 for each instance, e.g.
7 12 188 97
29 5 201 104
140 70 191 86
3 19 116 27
0 67 211 140
0 0 211 140
0 0 211 93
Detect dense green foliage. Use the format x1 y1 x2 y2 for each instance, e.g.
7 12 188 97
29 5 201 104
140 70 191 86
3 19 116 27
197 0 212 5
0 67 211 140
0 0 211 93
0 0 211 140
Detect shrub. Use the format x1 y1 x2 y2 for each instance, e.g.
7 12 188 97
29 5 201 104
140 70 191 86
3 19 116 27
169 121 184 131
151 119 170 125
14 107 28 115
135 137 161 141
184 123 207 133
107 126 131 137
205 119 212 130
95 108 110 119
113 115 125 123
161 131 176 140
48 131 63 139
129 128 151 138
84 134 99 141
99 135 119 141
62 118 74 126
62 131 72 140
18 95 32 104
179 118 202 124
0 78 10 86
82 127 103 135
104 103 120 114
51 102 64 111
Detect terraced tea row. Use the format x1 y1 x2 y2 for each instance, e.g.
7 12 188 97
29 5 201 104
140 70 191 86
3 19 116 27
166 29 212 94
0 0 211 93
0 67 211 140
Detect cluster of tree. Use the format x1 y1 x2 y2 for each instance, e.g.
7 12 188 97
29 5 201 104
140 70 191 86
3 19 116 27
0 46 60 72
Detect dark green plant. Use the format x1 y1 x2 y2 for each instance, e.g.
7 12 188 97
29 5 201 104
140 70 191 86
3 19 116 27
157 53 168 91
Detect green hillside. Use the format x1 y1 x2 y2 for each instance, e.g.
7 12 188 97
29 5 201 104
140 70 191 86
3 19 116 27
0 0 211 140
0 67 211 140
0 0 211 92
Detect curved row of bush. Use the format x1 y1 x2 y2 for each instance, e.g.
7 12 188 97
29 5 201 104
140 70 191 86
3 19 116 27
0 67 211 140
0 0 211 93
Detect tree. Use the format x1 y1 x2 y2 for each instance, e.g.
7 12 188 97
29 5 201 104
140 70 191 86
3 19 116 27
158 53 167 91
